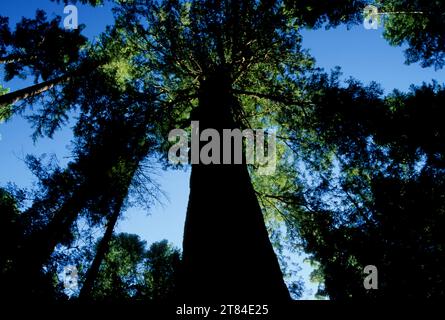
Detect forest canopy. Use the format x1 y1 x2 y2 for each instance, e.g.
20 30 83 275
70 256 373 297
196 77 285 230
0 0 444 304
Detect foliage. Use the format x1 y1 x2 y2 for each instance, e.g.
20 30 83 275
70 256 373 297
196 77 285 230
378 0 445 69
0 10 87 82
89 235 181 302
274 69 445 299
1 0 445 302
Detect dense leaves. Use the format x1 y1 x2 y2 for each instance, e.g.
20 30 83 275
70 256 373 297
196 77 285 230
378 0 445 69
89 235 180 302
273 71 445 299
0 0 444 302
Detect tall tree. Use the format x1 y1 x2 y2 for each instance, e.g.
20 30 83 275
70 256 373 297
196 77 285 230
0 10 90 110
7 90 159 301
274 70 445 299
1 25 163 300
4 0 444 302
112 0 329 300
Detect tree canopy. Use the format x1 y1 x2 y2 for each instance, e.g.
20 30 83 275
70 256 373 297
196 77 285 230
0 0 444 304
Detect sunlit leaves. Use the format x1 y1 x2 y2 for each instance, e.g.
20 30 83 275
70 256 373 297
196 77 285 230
377 0 445 69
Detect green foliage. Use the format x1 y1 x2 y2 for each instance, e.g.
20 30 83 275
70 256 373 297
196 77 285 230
142 240 181 301
377 0 445 69
284 0 367 28
1 10 87 82
0 84 12 121
2 0 445 302
90 235 181 302
90 233 147 301
273 68 445 299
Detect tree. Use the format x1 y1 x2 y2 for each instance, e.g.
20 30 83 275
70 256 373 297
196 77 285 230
112 0 333 300
3 0 444 302
274 70 445 299
284 0 367 28
141 240 181 302
1 0 378 302
0 10 89 110
6 86 160 301
86 235 181 302
87 233 147 301
1 24 164 300
377 0 445 69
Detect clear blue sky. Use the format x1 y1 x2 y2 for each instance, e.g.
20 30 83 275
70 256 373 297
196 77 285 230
1 1 444 300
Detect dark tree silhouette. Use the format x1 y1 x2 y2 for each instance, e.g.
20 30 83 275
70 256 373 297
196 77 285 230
378 0 445 69
112 0 329 300
1 26 162 299
275 71 445 299
0 10 89 109
1 0 444 303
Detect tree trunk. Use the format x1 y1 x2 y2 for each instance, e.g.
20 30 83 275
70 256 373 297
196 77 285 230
0 59 103 107
78 195 125 300
0 74 70 107
180 70 290 302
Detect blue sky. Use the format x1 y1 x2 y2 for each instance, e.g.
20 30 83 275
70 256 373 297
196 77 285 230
1 0 444 300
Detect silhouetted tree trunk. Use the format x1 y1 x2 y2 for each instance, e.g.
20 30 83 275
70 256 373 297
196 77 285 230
78 194 125 300
0 74 70 107
0 60 103 107
181 69 290 302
